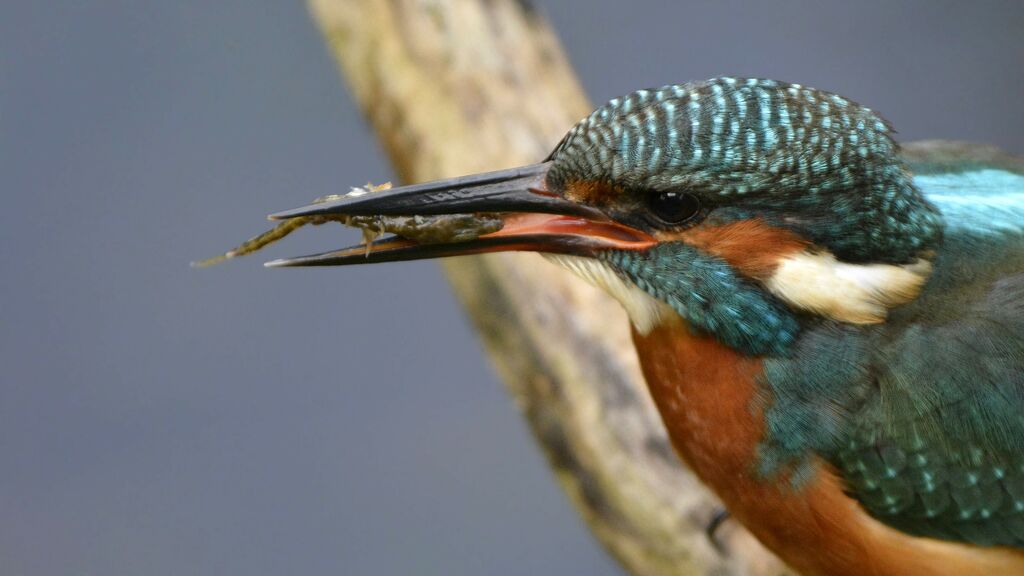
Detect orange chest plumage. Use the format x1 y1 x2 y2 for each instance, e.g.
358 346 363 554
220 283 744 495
631 319 1024 576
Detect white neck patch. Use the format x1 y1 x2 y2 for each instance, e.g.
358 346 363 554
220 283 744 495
545 248 932 332
542 254 672 334
765 251 932 324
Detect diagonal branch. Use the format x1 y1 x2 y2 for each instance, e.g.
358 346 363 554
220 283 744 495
306 1 789 575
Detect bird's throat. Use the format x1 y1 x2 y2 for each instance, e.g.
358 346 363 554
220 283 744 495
631 317 771 510
631 317 857 575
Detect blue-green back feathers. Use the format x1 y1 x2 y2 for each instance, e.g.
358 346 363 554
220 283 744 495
918 169 1024 240
759 153 1024 546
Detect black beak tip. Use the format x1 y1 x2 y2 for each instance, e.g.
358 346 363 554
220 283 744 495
267 207 314 221
263 257 314 268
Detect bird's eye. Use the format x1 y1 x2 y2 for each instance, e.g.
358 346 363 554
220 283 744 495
648 190 701 225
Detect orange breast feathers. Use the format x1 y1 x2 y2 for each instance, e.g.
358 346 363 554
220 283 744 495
631 319 1024 576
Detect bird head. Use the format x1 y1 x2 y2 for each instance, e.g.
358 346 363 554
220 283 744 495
268 78 942 356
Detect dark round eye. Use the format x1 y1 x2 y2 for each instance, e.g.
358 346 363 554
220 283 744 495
648 190 701 225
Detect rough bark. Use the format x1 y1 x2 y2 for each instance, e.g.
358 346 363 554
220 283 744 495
304 2 788 575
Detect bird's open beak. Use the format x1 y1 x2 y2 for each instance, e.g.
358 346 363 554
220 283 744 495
264 162 656 267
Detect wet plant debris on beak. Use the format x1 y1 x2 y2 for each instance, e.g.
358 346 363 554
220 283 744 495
193 182 504 267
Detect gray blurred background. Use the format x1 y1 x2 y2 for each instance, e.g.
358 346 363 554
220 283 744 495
2 1 1022 575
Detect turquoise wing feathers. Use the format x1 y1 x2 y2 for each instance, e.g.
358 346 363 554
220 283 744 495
760 144 1024 547
843 153 1024 546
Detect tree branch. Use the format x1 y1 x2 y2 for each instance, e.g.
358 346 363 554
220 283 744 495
306 1 791 574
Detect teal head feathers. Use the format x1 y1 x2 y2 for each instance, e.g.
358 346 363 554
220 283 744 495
547 78 942 353
547 77 942 264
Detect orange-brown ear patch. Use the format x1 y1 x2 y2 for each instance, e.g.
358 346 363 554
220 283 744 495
669 219 808 279
562 179 623 205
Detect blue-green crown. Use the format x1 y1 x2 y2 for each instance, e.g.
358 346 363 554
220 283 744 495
547 77 942 263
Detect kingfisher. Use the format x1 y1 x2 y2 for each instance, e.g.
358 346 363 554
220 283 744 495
261 78 1024 575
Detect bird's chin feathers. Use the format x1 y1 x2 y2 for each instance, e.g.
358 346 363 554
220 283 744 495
542 254 672 335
